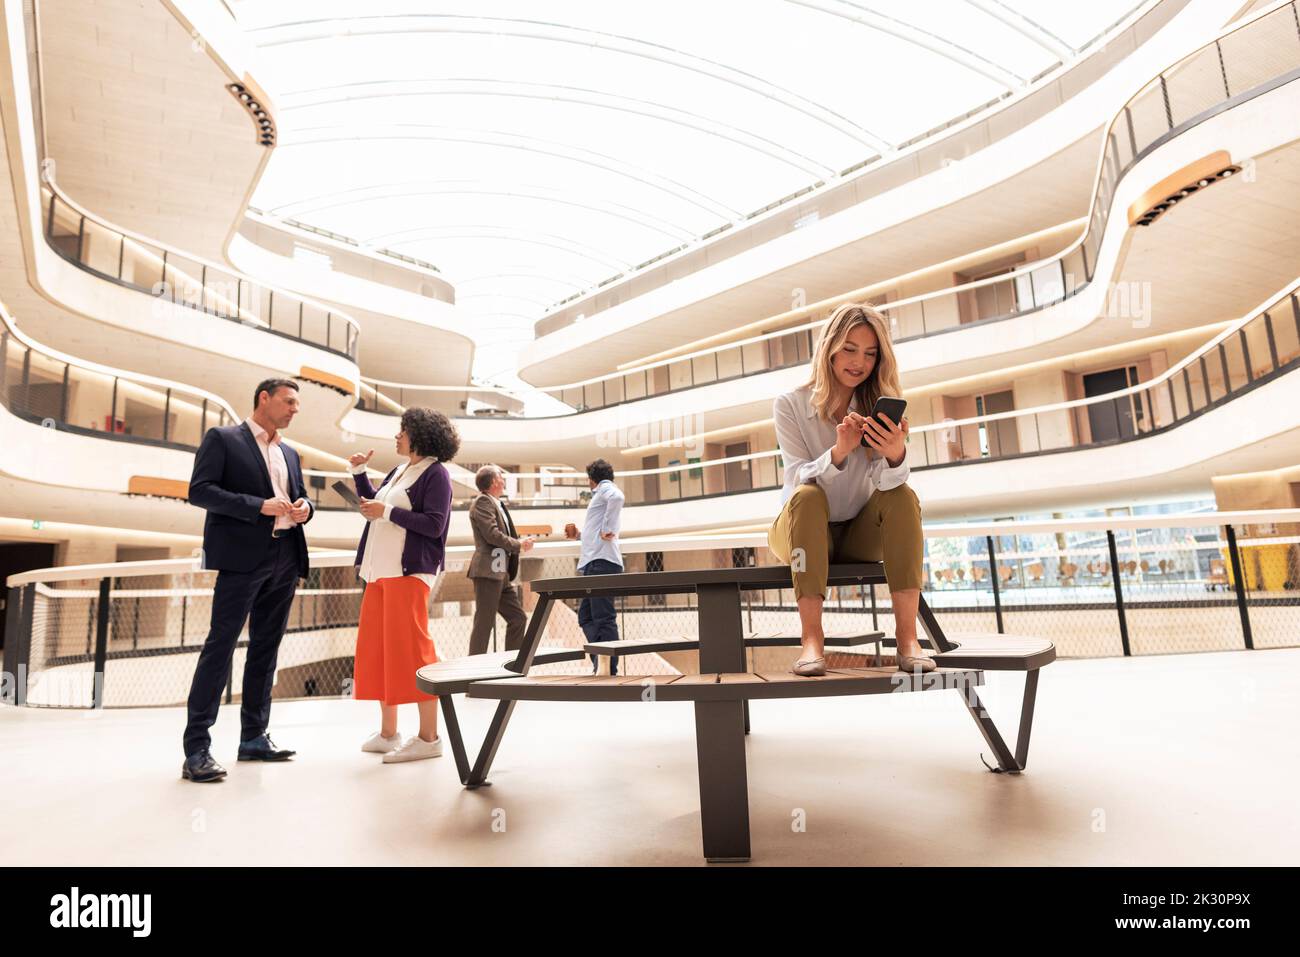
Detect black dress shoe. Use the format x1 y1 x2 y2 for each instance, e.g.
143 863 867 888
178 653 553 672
237 733 296 762
182 749 227 782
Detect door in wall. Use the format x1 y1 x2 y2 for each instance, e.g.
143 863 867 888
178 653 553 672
1084 367 1139 442
723 442 752 491
641 455 660 503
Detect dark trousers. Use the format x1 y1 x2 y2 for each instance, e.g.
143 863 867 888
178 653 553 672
469 576 527 656
578 559 622 675
183 537 300 757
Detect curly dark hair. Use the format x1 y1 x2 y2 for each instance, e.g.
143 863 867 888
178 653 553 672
586 458 614 483
401 407 460 461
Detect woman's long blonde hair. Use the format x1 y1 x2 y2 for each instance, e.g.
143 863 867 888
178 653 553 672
804 302 902 424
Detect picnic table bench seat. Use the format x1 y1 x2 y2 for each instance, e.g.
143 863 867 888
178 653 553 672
424 561 1057 862
414 647 584 696
467 666 982 702
932 633 1056 671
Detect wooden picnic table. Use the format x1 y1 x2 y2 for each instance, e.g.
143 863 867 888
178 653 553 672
417 561 1053 863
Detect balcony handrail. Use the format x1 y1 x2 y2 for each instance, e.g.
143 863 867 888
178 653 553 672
523 0 1300 390
40 177 363 341
11 506 1300 587
360 376 487 392
350 270 1299 481
903 272 1300 432
0 295 241 421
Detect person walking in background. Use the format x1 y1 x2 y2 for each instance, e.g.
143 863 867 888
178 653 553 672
564 459 624 675
181 378 314 783
467 465 533 656
349 408 460 764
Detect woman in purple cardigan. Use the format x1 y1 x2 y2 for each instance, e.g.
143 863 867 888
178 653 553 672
348 408 460 764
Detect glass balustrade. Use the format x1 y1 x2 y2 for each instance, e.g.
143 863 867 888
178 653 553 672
1 310 237 448
320 286 1299 510
41 185 360 360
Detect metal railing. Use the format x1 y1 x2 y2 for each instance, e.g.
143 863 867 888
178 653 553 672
5 510 1296 709
0 296 239 448
40 182 361 360
355 377 526 419
19 0 361 361
326 275 1300 512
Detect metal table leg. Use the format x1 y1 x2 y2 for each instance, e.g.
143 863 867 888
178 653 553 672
958 668 1042 774
461 596 554 789
694 699 751 862
465 700 514 789
696 582 747 672
692 582 752 860
439 695 472 785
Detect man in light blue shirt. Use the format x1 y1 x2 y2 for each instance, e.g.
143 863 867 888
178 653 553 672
564 459 625 674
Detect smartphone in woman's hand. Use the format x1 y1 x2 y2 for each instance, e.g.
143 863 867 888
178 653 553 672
861 396 907 447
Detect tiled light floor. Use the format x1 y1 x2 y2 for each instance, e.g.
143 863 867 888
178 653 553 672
2 648 1296 866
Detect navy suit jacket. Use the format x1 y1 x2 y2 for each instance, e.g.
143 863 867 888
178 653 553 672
188 422 313 578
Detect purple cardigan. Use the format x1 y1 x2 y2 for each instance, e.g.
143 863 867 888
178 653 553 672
353 460 452 577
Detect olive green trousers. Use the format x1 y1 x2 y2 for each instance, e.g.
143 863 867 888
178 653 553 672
767 482 924 599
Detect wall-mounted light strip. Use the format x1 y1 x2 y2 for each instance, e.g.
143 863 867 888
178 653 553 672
227 81 277 147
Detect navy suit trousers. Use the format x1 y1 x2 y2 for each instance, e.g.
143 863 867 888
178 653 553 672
182 537 300 757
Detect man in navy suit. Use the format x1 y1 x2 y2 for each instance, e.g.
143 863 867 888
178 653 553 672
181 378 315 782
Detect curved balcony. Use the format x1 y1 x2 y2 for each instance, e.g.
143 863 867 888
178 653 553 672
355 378 526 420
1 296 238 452
316 273 1300 536
0 295 374 545
517 0 1300 400
41 181 360 361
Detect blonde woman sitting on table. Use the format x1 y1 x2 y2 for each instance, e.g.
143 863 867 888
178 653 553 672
768 302 934 677
349 408 460 763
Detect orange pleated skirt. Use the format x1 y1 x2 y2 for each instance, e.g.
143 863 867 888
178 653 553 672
353 576 439 704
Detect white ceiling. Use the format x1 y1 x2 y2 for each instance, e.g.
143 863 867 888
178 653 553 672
229 0 1148 376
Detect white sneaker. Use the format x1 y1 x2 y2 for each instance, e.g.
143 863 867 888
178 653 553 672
382 735 443 763
361 731 402 753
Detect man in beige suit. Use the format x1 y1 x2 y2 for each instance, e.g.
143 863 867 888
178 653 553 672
467 465 534 655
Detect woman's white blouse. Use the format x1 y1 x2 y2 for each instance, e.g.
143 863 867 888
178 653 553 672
773 384 910 522
357 458 437 589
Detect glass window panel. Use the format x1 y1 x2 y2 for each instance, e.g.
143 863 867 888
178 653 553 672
1218 336 1248 395
65 367 117 432
666 359 692 392
168 393 205 448
1163 46 1227 127
738 340 764 377
120 383 172 442
715 345 744 380
691 353 717 387
624 372 647 402
1272 302 1300 368
1219 8 1300 97
80 219 122 279
1126 82 1169 152
1243 317 1274 379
